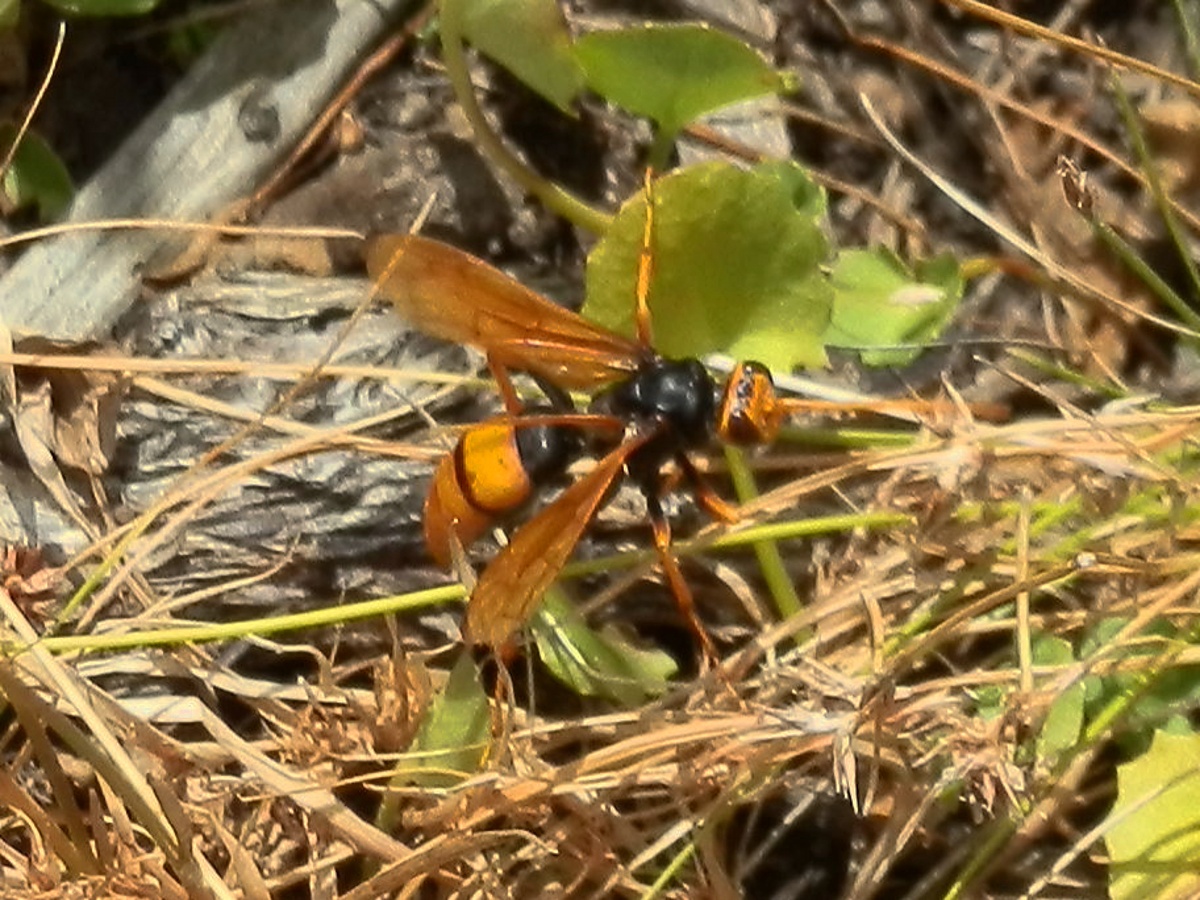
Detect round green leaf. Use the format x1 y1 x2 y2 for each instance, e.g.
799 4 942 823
1107 730 1200 900
574 22 792 138
823 248 962 367
462 0 584 113
585 160 831 371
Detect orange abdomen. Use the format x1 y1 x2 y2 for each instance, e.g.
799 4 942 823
424 422 536 568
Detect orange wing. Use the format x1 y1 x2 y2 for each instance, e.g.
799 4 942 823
462 430 655 648
367 234 642 389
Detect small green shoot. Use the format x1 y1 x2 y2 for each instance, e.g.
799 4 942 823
398 652 490 788
438 0 611 233
1031 634 1085 766
585 159 832 370
462 0 583 113
1105 730 1200 900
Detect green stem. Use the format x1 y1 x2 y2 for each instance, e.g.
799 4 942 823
438 0 612 234
646 128 677 172
1107 74 1200 334
1170 0 1200 81
724 446 805 627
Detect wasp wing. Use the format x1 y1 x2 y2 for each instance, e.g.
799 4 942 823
462 431 654 648
367 234 641 389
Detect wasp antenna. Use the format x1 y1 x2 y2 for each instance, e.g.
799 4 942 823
634 168 657 348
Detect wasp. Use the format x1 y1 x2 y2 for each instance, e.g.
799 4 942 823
367 185 1001 656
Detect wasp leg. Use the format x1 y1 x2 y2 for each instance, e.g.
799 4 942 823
645 490 719 671
676 452 739 524
485 355 524 415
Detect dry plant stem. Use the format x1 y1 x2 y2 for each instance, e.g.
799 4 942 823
0 346 469 386
938 0 1200 101
1016 488 1033 693
66 413 413 628
0 219 361 252
54 316 449 624
861 94 1200 344
137 548 293 619
248 4 434 212
337 832 523 900
930 515 1200 889
436 0 611 235
887 565 1078 671
192 259 388 474
853 34 1200 238
201 713 412 863
0 591 189 877
0 23 64 185
0 670 97 874
132 374 441 459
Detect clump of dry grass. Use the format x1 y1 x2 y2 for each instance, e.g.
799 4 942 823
2 399 1197 897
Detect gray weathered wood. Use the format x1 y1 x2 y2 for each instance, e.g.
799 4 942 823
0 0 411 341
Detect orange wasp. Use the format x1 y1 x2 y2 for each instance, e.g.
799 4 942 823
367 195 1001 656
365 232 760 657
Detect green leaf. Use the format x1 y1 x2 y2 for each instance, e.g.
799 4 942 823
1107 730 1200 900
823 249 962 367
0 126 73 221
1081 617 1200 753
40 0 159 14
1032 634 1084 764
575 22 792 140
530 586 675 705
400 653 490 787
969 684 1006 721
462 0 584 113
585 160 832 370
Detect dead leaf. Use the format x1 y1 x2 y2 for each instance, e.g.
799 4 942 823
13 338 121 475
